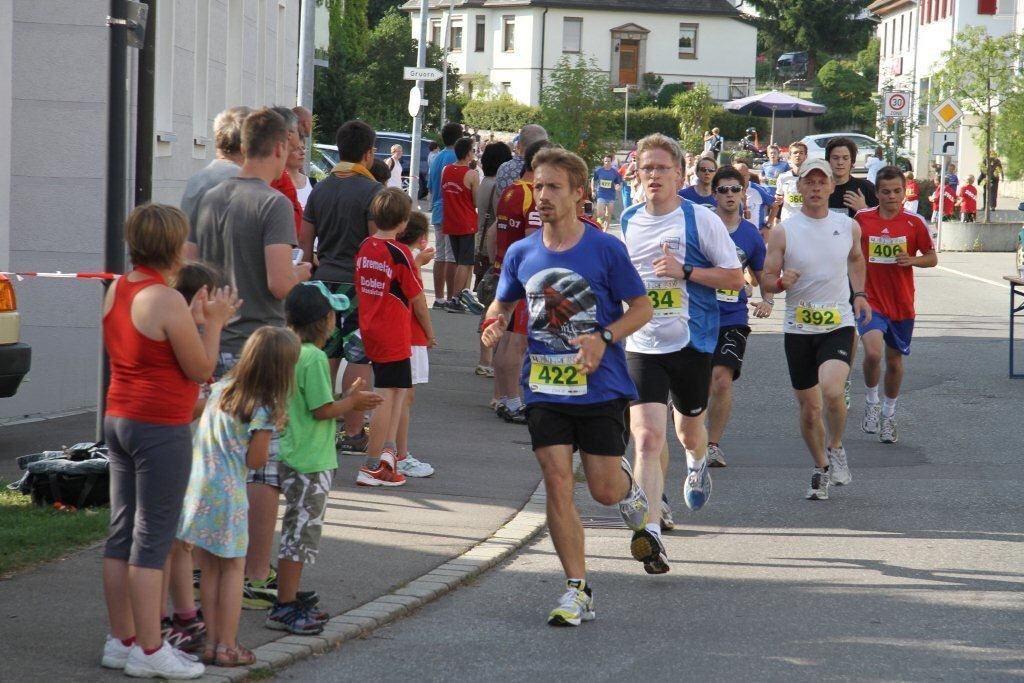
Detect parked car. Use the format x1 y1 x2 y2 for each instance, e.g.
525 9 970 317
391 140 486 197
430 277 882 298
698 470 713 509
776 51 809 79
314 132 431 198
800 133 913 175
0 274 31 397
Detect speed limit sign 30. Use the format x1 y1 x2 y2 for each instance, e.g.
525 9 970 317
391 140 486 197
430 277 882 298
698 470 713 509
884 91 912 119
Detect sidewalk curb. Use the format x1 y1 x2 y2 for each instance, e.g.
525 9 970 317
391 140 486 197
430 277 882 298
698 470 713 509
197 482 550 682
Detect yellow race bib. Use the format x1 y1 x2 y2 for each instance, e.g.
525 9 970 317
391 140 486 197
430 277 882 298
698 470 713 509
868 235 908 264
528 354 587 396
599 179 613 189
716 289 740 303
645 280 683 318
794 302 842 332
785 192 804 206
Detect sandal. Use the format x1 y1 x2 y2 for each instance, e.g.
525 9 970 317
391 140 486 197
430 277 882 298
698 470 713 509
214 643 256 667
200 643 217 666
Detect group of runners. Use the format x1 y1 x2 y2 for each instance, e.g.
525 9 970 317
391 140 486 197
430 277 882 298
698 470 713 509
479 133 936 626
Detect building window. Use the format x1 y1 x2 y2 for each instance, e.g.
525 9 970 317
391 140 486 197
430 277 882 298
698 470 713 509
502 16 515 52
898 15 904 52
430 20 441 46
475 15 486 52
678 23 698 59
978 0 997 12
450 21 463 52
501 81 511 94
563 17 582 53
193 0 211 146
154 0 175 137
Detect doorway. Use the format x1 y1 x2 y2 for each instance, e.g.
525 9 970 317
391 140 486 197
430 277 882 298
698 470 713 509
618 40 639 86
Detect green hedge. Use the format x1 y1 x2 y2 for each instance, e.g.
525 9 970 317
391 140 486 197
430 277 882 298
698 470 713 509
462 96 541 133
608 107 680 141
657 83 692 108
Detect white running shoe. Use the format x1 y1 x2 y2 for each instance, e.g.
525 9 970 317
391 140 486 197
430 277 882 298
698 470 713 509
879 414 899 443
862 401 881 434
683 459 712 511
101 635 132 670
805 468 831 501
617 458 649 531
827 447 852 486
123 642 204 679
547 580 595 626
660 496 675 531
397 454 435 477
706 443 728 468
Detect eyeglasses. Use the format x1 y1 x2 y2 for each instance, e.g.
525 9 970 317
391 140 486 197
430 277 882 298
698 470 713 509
697 167 716 173
639 165 675 176
715 185 744 195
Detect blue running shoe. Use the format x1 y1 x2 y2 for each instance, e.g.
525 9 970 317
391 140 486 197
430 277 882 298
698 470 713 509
683 459 712 511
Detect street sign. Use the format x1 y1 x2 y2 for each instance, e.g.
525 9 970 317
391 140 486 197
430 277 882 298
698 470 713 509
404 66 442 82
932 131 958 157
932 98 963 128
612 86 630 93
883 91 912 119
407 86 424 118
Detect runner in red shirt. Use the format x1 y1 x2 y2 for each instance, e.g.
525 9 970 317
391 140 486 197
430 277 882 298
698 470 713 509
355 188 433 487
855 166 937 445
441 137 481 313
957 175 978 222
490 139 550 424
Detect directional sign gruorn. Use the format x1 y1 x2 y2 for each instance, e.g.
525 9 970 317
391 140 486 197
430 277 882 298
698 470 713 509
404 66 443 82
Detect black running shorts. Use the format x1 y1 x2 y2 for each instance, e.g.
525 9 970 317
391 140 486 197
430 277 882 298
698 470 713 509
626 346 712 417
525 399 630 456
712 325 751 380
448 234 475 266
371 358 412 389
783 327 855 391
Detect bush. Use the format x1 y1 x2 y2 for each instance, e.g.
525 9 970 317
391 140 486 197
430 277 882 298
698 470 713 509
657 82 693 108
608 107 679 141
462 95 541 133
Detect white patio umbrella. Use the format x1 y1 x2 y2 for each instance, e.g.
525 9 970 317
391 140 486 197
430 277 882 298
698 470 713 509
723 90 827 144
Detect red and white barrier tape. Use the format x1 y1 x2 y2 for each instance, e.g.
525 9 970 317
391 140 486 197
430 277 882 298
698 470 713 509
0 271 120 281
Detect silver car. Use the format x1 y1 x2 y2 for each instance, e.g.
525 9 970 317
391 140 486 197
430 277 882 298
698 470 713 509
800 133 912 174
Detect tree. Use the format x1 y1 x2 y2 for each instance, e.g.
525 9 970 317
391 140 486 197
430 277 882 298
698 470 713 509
932 26 1024 220
540 56 617 168
671 84 715 153
997 92 1024 182
745 0 874 77
367 0 404 27
812 60 877 133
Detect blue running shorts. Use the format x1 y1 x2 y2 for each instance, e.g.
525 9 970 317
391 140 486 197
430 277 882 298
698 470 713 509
857 310 914 355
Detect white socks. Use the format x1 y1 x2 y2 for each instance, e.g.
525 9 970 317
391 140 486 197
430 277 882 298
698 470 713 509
646 522 662 538
685 449 703 470
505 396 523 412
882 397 897 417
866 385 879 404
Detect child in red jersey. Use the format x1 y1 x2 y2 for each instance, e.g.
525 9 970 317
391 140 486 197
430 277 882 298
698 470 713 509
354 189 434 487
957 175 978 222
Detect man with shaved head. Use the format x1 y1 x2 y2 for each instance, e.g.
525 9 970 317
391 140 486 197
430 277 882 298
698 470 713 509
495 124 548 197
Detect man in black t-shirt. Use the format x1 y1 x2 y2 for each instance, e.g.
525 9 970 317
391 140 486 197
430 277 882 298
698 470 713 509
826 137 878 218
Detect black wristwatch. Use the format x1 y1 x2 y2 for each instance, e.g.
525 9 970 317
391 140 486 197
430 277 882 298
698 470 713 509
682 264 694 281
852 291 868 301
599 328 615 346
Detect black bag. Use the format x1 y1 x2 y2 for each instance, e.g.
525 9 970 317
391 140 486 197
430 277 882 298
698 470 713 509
15 442 110 509
475 267 500 308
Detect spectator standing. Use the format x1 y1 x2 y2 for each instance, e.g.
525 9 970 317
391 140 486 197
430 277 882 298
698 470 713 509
865 146 885 185
958 175 978 222
287 131 313 210
385 144 404 189
181 106 250 238
946 163 960 195
441 137 482 313
426 141 440 170
101 204 240 679
707 127 724 163
979 156 1002 210
904 171 920 214
428 123 465 307
269 107 305 237
299 120 383 455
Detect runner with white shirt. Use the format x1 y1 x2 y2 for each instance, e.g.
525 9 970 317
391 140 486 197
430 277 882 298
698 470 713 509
762 159 871 501
620 134 743 574
773 141 808 225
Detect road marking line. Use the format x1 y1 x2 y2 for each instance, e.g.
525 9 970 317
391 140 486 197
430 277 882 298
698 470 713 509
935 265 1009 290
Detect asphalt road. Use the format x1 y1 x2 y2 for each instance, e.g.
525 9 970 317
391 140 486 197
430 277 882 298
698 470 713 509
283 252 1024 682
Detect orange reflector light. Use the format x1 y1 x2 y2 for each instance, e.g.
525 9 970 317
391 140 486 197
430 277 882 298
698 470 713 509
0 275 17 312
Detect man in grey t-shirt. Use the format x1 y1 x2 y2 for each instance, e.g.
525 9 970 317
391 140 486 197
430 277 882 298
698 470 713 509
192 107 311 357
181 106 250 236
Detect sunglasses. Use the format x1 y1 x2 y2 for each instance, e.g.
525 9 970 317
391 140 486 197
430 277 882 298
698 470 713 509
715 185 744 194
698 167 716 173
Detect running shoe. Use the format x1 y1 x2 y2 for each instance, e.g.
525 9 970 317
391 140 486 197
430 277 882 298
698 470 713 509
683 459 712 511
297 589 320 606
862 401 881 434
630 529 670 575
805 467 831 501
660 495 675 531
337 429 369 454
617 458 649 531
431 299 448 311
547 579 595 627
706 443 728 468
827 447 852 486
123 642 204 679
265 601 325 635
356 451 407 487
164 612 206 654
495 403 510 420
879 414 899 444
242 576 277 610
844 378 852 408
459 288 486 315
102 635 132 670
446 298 468 314
397 454 435 478
503 405 528 425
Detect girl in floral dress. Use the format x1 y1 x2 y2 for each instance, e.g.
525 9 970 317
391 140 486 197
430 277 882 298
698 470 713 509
178 326 301 666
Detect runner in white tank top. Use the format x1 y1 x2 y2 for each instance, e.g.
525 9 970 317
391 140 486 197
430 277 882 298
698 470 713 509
762 159 870 502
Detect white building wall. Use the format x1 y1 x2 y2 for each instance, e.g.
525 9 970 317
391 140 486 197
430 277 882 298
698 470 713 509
0 0 300 421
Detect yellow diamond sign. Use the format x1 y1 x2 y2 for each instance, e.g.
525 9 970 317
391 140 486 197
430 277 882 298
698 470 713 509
932 98 963 127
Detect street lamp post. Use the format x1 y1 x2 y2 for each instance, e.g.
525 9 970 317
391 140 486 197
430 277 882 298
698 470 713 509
613 86 631 147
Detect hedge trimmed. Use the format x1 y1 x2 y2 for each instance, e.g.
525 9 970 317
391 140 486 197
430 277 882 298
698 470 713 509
462 97 541 133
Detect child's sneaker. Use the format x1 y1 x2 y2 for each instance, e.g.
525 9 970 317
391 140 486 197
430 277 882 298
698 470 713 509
265 601 325 635
165 611 206 653
123 642 204 679
397 454 435 477
101 635 133 670
356 451 407 487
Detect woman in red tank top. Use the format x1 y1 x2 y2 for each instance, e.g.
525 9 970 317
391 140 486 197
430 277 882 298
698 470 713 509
101 204 240 674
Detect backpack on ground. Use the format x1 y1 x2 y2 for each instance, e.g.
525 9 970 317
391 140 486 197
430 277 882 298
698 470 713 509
11 441 110 509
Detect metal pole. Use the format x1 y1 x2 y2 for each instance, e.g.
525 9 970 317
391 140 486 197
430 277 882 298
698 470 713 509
100 0 130 441
623 87 629 147
409 0 429 201
135 0 155 206
297 0 315 110
439 0 454 130
936 153 946 252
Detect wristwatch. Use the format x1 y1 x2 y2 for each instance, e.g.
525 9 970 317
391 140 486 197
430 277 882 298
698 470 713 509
599 328 615 346
682 264 694 281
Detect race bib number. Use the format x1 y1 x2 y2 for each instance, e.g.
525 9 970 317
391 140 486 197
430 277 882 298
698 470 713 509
785 192 804 206
599 179 613 189
528 354 587 396
794 302 842 332
645 279 683 318
868 235 908 264
716 289 740 303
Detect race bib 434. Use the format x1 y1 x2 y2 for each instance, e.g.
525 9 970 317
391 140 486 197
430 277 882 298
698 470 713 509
645 280 683 318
